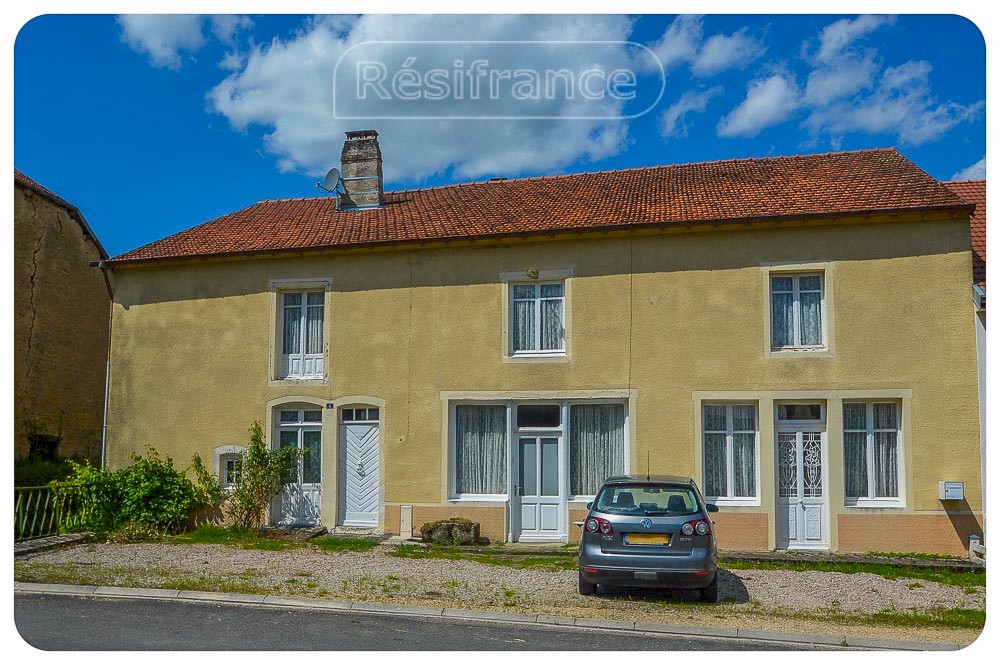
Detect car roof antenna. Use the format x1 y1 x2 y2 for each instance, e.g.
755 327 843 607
646 451 650 481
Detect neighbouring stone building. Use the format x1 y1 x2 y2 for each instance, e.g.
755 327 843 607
14 170 110 464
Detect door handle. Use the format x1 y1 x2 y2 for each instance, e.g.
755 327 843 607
513 485 522 497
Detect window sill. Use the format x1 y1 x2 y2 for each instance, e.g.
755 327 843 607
706 498 761 508
768 347 832 359
504 353 570 364
269 376 329 386
449 495 508 503
845 499 905 509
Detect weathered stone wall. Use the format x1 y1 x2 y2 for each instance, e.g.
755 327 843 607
14 182 109 463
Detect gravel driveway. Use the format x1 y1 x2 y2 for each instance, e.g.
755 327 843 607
16 542 984 642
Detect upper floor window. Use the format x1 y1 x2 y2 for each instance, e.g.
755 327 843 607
703 403 758 502
279 291 324 379
510 282 565 355
770 273 824 350
843 401 902 504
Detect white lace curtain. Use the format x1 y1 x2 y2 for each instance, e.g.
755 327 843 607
703 404 756 498
844 402 899 499
455 405 507 494
771 275 822 347
512 283 563 352
570 403 625 495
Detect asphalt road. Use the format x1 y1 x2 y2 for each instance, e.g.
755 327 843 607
14 593 819 651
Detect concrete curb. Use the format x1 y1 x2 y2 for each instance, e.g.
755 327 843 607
13 582 965 651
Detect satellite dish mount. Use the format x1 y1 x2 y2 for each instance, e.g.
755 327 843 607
316 167 343 194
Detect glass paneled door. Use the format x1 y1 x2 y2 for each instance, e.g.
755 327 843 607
512 436 562 541
275 409 322 526
776 430 828 549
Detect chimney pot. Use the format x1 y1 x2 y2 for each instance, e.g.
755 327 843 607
340 129 384 208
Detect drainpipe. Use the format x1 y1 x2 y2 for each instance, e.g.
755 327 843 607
94 261 113 469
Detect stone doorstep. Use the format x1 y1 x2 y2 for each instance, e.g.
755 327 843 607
14 583 968 651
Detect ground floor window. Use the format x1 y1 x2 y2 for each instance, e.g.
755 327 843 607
702 403 758 502
843 401 902 504
569 403 626 496
219 454 241 489
451 399 627 500
455 404 508 495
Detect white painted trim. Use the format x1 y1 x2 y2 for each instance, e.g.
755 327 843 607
500 269 573 362
761 262 835 359
211 445 246 478
267 279 332 386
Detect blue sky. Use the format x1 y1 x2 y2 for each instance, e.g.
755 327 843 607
15 14 985 258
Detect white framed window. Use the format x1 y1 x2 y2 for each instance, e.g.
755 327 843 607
510 281 565 355
454 404 508 497
770 272 825 350
569 403 626 498
276 409 323 485
279 290 325 379
843 401 903 506
703 403 759 503
219 454 241 489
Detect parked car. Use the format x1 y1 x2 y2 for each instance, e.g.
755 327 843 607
578 474 720 602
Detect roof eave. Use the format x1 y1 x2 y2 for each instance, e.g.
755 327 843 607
104 203 973 268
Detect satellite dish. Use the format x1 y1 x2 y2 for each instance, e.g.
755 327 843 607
316 167 341 193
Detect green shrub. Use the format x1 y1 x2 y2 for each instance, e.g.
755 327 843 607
50 448 217 534
225 422 301 531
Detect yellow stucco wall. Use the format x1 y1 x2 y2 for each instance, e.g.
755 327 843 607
14 183 110 463
105 212 981 552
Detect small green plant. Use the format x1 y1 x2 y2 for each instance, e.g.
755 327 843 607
225 422 302 530
107 521 166 544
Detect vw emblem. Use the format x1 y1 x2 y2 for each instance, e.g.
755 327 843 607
640 518 652 529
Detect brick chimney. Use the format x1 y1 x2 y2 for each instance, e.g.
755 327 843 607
340 130 384 209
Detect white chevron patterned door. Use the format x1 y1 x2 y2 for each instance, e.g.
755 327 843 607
339 407 380 527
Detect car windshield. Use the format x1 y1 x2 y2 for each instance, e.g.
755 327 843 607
594 484 701 516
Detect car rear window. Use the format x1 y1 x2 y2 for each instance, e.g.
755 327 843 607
594 484 700 516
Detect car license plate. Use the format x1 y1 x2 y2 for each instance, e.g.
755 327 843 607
625 532 669 545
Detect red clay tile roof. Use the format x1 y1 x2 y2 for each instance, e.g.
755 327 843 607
107 148 970 266
943 180 986 289
15 169 108 259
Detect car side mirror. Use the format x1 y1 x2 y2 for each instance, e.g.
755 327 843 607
586 502 593 510
706 503 720 513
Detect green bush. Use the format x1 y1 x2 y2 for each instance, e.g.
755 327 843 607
50 448 217 534
225 422 301 531
107 521 166 543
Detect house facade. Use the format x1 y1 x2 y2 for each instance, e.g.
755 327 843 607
103 134 983 554
14 170 110 464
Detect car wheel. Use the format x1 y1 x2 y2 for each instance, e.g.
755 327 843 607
700 573 719 603
578 572 597 596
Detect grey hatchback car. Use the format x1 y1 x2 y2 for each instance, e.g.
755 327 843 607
578 475 720 602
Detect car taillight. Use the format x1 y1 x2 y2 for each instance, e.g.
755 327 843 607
585 517 613 534
682 519 711 536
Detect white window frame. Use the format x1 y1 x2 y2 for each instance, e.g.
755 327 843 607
269 279 331 384
219 454 241 489
843 400 904 507
447 397 629 503
702 402 761 506
278 289 326 379
769 271 826 351
509 281 566 356
500 270 573 362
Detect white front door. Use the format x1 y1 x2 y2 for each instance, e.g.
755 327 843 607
776 430 828 549
275 416 322 526
512 435 562 542
339 407 380 527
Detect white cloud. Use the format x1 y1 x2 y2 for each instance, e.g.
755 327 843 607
717 73 800 138
812 15 895 64
691 29 764 77
117 15 206 70
659 87 723 139
803 60 983 146
208 15 636 181
951 157 986 181
118 14 252 70
642 15 703 72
